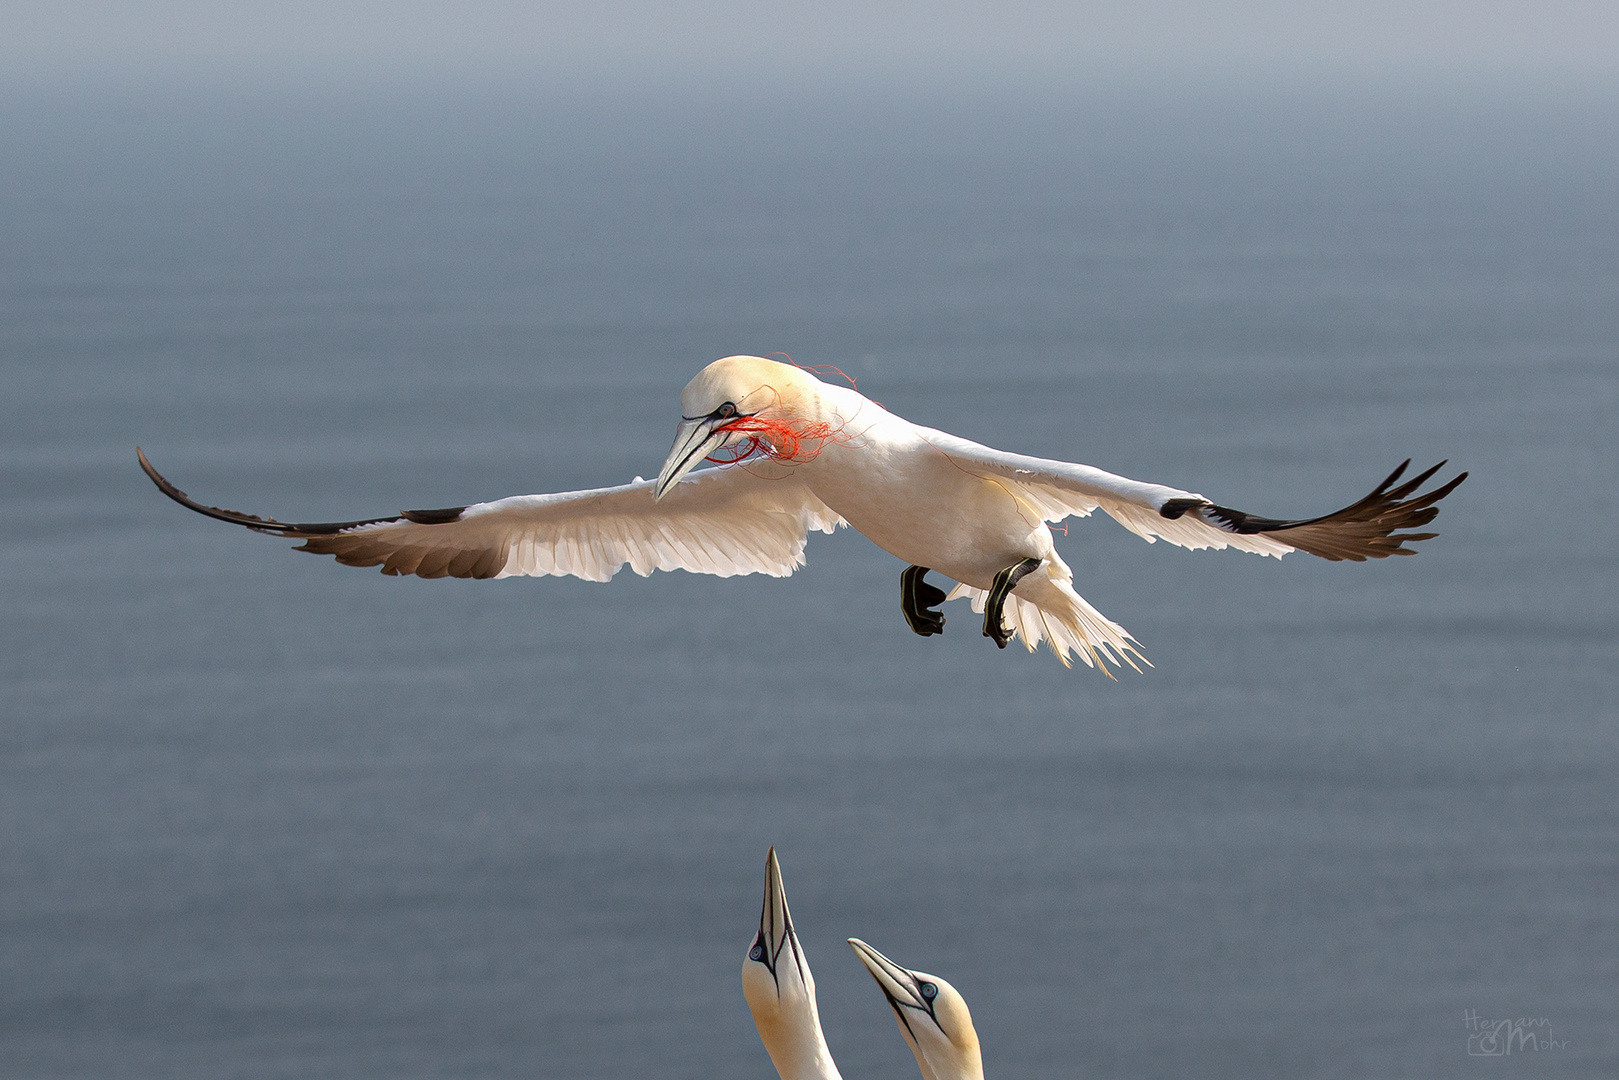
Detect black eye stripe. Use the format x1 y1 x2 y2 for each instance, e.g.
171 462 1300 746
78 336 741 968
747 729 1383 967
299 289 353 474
680 402 744 423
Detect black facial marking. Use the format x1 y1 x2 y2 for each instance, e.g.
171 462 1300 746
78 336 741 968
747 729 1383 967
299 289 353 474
888 998 920 1041
754 882 808 998
867 958 945 1039
681 401 744 423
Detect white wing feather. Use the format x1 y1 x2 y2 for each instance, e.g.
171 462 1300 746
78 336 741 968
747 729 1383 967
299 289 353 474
912 427 1293 557
295 464 844 581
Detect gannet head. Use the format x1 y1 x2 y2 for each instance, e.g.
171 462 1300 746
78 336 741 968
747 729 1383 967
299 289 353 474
743 848 843 1080
655 356 822 499
848 938 983 1080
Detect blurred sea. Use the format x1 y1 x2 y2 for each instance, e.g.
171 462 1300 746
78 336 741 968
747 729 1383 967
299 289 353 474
1 75 1615 1078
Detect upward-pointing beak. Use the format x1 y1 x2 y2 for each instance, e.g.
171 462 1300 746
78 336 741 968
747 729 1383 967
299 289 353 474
758 846 794 955
655 416 728 500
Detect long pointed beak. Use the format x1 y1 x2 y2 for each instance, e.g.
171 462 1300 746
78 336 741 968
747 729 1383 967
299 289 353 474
655 417 727 500
758 846 794 954
848 937 926 1009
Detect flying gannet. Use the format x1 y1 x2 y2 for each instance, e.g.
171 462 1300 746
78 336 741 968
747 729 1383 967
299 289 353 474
743 847 844 1080
848 938 983 1080
137 354 1465 668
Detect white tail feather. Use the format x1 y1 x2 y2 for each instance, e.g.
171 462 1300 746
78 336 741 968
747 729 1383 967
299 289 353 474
945 580 1147 673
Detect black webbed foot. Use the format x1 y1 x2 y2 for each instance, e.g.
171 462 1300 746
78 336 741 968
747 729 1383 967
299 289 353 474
900 565 948 637
983 557 1042 649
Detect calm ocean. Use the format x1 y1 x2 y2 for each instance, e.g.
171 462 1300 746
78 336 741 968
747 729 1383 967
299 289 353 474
2 74 1615 1078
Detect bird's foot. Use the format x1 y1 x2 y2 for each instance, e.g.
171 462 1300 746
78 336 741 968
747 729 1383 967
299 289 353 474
900 565 948 637
982 557 1042 649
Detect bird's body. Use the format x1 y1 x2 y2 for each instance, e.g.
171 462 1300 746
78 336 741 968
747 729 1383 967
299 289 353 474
736 380 1126 662
755 379 1049 586
139 355 1465 668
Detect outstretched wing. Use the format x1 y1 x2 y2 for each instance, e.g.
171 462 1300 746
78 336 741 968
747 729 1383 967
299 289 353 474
911 430 1466 562
137 449 843 581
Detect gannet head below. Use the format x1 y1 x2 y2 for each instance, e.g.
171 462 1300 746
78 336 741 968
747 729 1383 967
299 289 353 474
743 847 842 1080
848 938 983 1080
655 356 823 499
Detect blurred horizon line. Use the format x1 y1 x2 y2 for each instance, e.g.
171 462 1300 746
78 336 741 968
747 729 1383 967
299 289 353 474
4 0 1618 99
3 61 1618 110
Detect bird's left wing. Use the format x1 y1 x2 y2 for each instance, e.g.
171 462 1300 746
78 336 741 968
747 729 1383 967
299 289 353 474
911 429 1465 562
137 449 843 581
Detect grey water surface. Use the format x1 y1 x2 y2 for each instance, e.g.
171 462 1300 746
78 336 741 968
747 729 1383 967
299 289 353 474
2 76 1616 1078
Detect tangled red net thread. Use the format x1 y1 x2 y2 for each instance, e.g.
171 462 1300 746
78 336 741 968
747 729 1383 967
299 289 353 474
703 358 872 468
704 415 849 466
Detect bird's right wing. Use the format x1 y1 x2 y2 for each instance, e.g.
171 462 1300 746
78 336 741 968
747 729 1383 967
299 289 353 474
912 429 1466 562
137 450 843 581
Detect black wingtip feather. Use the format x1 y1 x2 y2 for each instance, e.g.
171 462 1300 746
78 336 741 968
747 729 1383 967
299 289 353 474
1202 460 1467 561
137 447 407 537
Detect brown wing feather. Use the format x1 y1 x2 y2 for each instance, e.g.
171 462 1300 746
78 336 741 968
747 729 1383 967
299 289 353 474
293 529 511 579
1199 459 1468 562
136 447 501 577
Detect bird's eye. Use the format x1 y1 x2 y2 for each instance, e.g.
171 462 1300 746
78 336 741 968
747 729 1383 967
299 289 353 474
716 402 737 419
749 944 765 961
920 982 938 1000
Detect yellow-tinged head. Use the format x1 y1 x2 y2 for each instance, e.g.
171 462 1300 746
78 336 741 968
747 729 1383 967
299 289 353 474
655 356 825 499
680 355 820 420
848 938 984 1080
743 848 844 1080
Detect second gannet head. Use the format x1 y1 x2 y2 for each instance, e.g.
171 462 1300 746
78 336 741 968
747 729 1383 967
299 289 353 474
742 847 844 1080
655 356 825 499
848 938 983 1080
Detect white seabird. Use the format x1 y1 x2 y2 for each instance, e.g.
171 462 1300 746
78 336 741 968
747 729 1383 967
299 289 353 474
743 847 844 1080
138 354 1465 668
740 848 981 1080
848 938 983 1080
